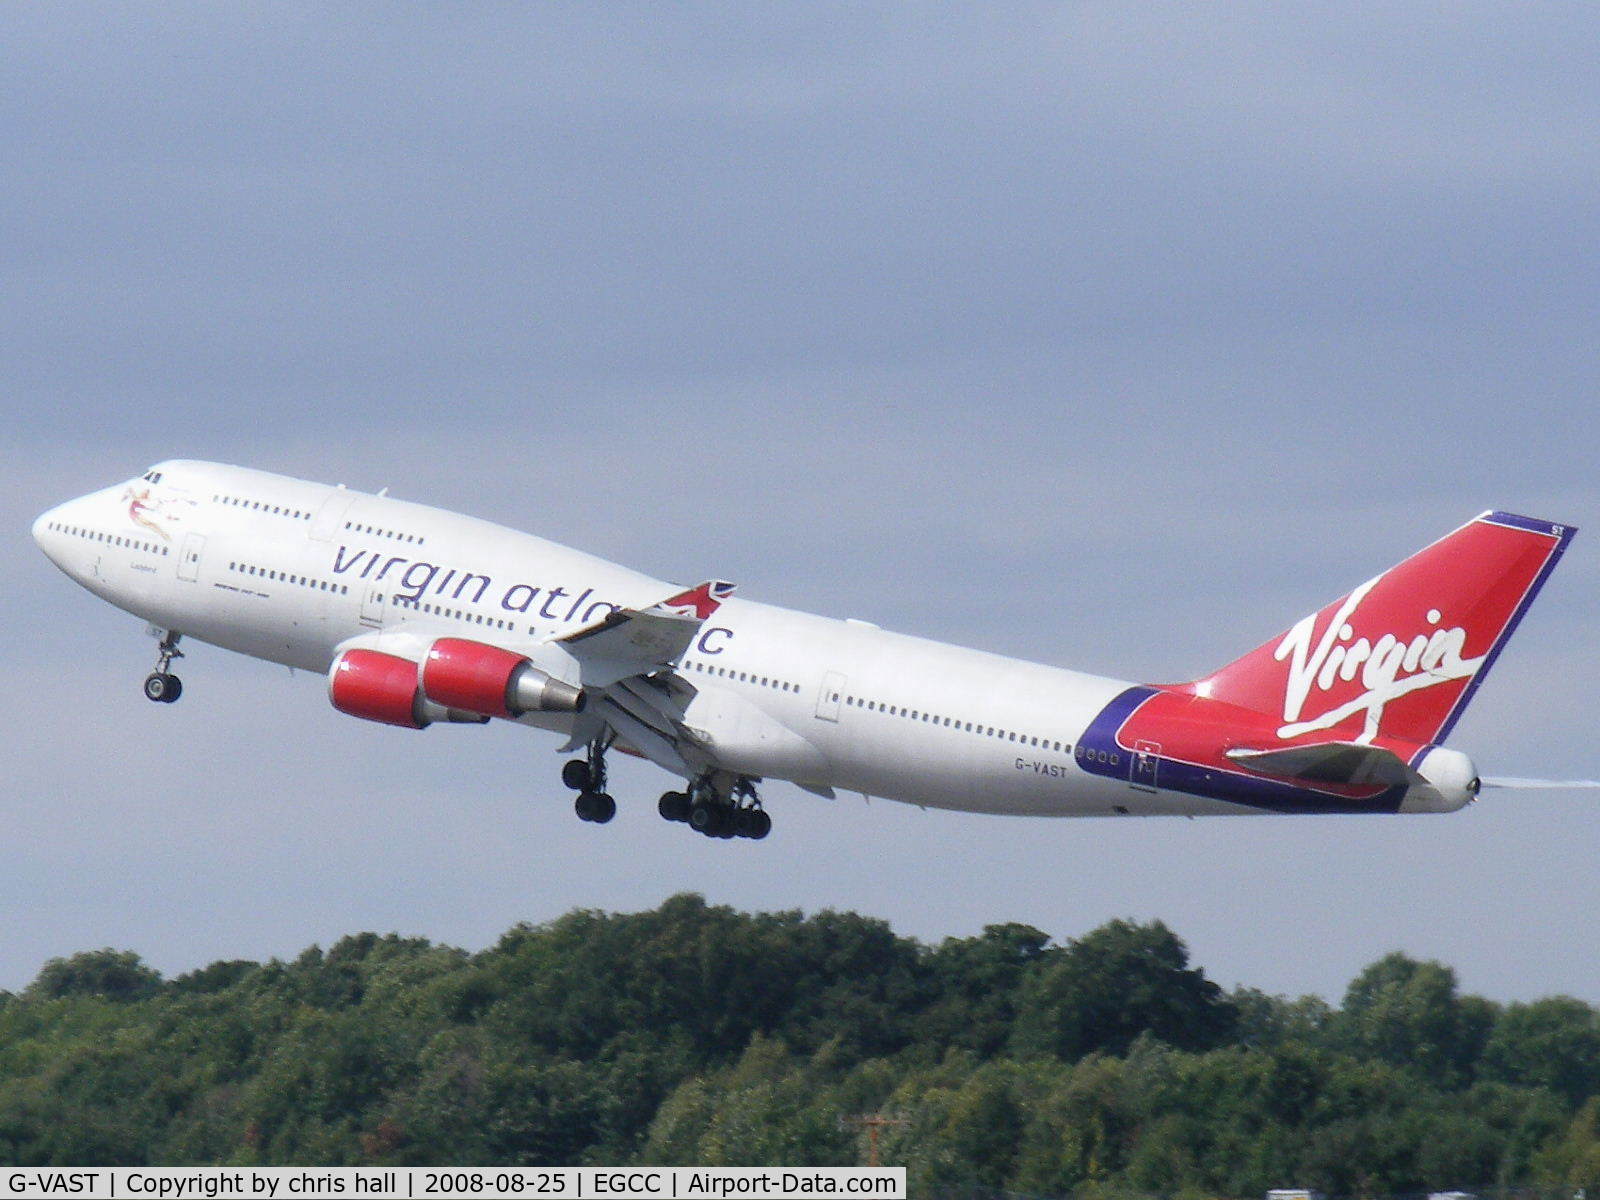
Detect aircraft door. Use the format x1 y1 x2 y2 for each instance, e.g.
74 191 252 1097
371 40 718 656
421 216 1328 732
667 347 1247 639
359 585 386 628
177 533 205 582
309 490 356 542
1130 739 1161 792
815 671 846 722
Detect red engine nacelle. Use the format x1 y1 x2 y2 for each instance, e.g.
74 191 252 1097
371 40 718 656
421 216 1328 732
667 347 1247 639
421 637 585 719
329 648 435 729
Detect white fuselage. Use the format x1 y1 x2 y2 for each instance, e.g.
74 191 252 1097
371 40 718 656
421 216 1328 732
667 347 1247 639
30 460 1304 819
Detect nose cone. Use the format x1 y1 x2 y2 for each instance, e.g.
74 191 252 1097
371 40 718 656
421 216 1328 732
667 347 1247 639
32 499 85 574
32 504 62 559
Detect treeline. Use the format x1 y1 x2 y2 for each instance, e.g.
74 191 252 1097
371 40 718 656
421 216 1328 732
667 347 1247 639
3 893 1600 1194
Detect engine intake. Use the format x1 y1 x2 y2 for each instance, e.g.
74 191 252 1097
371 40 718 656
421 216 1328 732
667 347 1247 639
421 637 585 719
329 649 490 729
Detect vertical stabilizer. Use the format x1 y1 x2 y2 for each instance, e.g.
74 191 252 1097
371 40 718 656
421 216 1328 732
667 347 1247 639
1167 512 1575 745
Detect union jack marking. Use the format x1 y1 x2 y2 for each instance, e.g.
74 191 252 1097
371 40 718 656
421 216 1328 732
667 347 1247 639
660 579 737 620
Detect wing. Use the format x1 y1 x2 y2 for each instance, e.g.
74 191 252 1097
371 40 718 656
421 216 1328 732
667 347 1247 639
555 580 736 772
558 579 734 687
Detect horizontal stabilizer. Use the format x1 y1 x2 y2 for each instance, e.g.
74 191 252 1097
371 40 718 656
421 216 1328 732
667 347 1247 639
1226 742 1421 788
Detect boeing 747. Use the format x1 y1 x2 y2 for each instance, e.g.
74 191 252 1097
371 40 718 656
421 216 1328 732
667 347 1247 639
33 462 1581 840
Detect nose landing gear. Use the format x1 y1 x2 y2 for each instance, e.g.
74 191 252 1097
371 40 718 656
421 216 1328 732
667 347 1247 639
143 631 184 704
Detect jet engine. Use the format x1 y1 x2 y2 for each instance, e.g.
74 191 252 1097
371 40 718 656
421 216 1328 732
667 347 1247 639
420 637 585 719
329 648 489 729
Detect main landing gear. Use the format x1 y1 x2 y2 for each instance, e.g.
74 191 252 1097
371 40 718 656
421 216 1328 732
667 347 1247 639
658 775 771 840
561 738 616 824
558 748 772 840
560 748 771 838
143 631 184 704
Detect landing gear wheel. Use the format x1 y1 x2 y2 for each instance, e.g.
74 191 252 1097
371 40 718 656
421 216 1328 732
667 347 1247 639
736 808 771 840
688 800 719 835
144 630 186 702
680 775 771 841
564 736 611 800
658 791 691 822
575 791 616 823
143 672 182 703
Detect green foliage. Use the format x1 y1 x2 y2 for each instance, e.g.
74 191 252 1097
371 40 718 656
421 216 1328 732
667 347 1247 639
1533 1096 1600 1186
0 894 1594 1192
921 923 1052 1055
1482 996 1600 1105
643 1035 853 1167
25 949 162 1002
1336 952 1494 1085
1011 918 1237 1060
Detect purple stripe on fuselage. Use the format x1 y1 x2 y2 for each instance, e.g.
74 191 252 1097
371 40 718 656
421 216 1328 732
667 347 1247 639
1076 687 1406 815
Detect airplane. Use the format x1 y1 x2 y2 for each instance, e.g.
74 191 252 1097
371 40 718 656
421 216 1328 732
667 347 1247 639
31 461 1586 841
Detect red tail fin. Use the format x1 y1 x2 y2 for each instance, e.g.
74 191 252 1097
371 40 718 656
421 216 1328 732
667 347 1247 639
1167 512 1575 745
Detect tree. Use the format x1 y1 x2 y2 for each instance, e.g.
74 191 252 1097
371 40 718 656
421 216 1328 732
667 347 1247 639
921 923 1053 1055
1533 1096 1600 1186
1338 952 1494 1085
1011 919 1236 1061
1482 996 1600 1106
1231 986 1335 1050
25 950 162 1002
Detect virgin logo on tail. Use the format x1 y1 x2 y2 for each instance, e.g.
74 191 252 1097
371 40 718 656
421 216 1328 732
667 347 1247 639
1274 578 1482 743
1166 512 1574 749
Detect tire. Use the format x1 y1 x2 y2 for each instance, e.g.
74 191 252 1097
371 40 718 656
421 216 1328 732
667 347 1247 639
574 791 598 822
658 791 690 822
161 675 183 703
590 793 616 824
688 801 717 835
561 760 592 790
143 673 170 703
735 808 771 839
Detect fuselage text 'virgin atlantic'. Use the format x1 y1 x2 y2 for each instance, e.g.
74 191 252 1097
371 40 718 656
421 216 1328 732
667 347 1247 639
330 543 624 625
31 462 1580 841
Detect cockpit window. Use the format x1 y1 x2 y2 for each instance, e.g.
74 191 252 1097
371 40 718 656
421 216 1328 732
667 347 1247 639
141 470 163 484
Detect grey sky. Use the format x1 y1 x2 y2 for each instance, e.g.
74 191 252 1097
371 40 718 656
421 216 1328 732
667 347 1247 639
4 5 1598 1003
